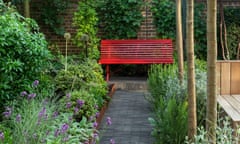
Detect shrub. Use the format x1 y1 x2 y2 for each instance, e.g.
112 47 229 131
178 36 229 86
59 90 98 121
55 59 108 107
148 64 188 144
147 60 207 143
0 3 51 103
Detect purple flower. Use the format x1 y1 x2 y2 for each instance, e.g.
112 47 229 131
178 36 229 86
95 112 100 118
106 117 112 125
28 93 36 99
93 121 98 128
66 93 71 99
52 111 59 118
94 105 99 109
3 107 12 118
33 80 39 87
110 138 115 144
61 123 69 134
74 107 79 114
66 102 72 109
0 132 4 141
38 107 46 119
54 129 60 137
68 116 73 122
93 132 98 138
16 114 21 122
77 99 84 108
21 91 27 96
62 136 69 142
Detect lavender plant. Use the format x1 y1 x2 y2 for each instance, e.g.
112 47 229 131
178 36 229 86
0 80 101 144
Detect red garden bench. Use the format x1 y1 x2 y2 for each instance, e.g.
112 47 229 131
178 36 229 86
99 39 174 81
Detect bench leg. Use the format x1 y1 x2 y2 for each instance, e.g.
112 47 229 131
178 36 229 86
106 64 110 81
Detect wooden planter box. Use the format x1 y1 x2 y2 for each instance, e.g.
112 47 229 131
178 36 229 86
217 60 240 95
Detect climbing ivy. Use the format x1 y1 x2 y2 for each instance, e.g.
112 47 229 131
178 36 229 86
151 0 176 39
39 0 69 35
96 0 144 39
72 0 99 60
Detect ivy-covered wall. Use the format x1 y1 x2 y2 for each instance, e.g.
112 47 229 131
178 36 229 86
28 0 240 55
30 0 79 54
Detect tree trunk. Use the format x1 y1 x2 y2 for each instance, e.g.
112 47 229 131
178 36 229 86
219 0 226 60
24 0 30 18
206 0 217 143
186 0 196 141
176 0 184 84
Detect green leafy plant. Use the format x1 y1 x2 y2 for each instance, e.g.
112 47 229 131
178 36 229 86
59 90 98 121
0 3 51 104
55 59 108 107
39 0 69 35
96 0 144 39
185 117 240 144
72 0 99 60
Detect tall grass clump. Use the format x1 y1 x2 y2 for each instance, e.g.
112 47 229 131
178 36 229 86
147 60 207 144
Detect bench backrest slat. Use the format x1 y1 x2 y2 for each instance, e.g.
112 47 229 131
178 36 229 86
99 39 174 64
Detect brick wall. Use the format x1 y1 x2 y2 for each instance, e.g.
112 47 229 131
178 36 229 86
29 0 159 54
29 0 240 54
138 1 157 39
30 0 79 54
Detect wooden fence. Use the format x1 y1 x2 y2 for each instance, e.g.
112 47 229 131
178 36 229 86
217 60 240 95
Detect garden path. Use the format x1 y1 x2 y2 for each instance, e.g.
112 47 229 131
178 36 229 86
99 77 154 144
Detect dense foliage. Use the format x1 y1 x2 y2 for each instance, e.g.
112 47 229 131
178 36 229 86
147 60 207 143
39 0 69 35
151 0 207 60
72 0 100 60
151 0 175 39
0 2 51 103
224 7 240 60
55 59 108 107
97 0 144 39
0 2 110 143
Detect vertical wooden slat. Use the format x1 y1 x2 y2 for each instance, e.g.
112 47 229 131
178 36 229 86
216 62 221 95
230 62 240 94
221 62 231 95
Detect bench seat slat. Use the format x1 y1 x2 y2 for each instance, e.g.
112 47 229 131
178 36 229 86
217 95 240 122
